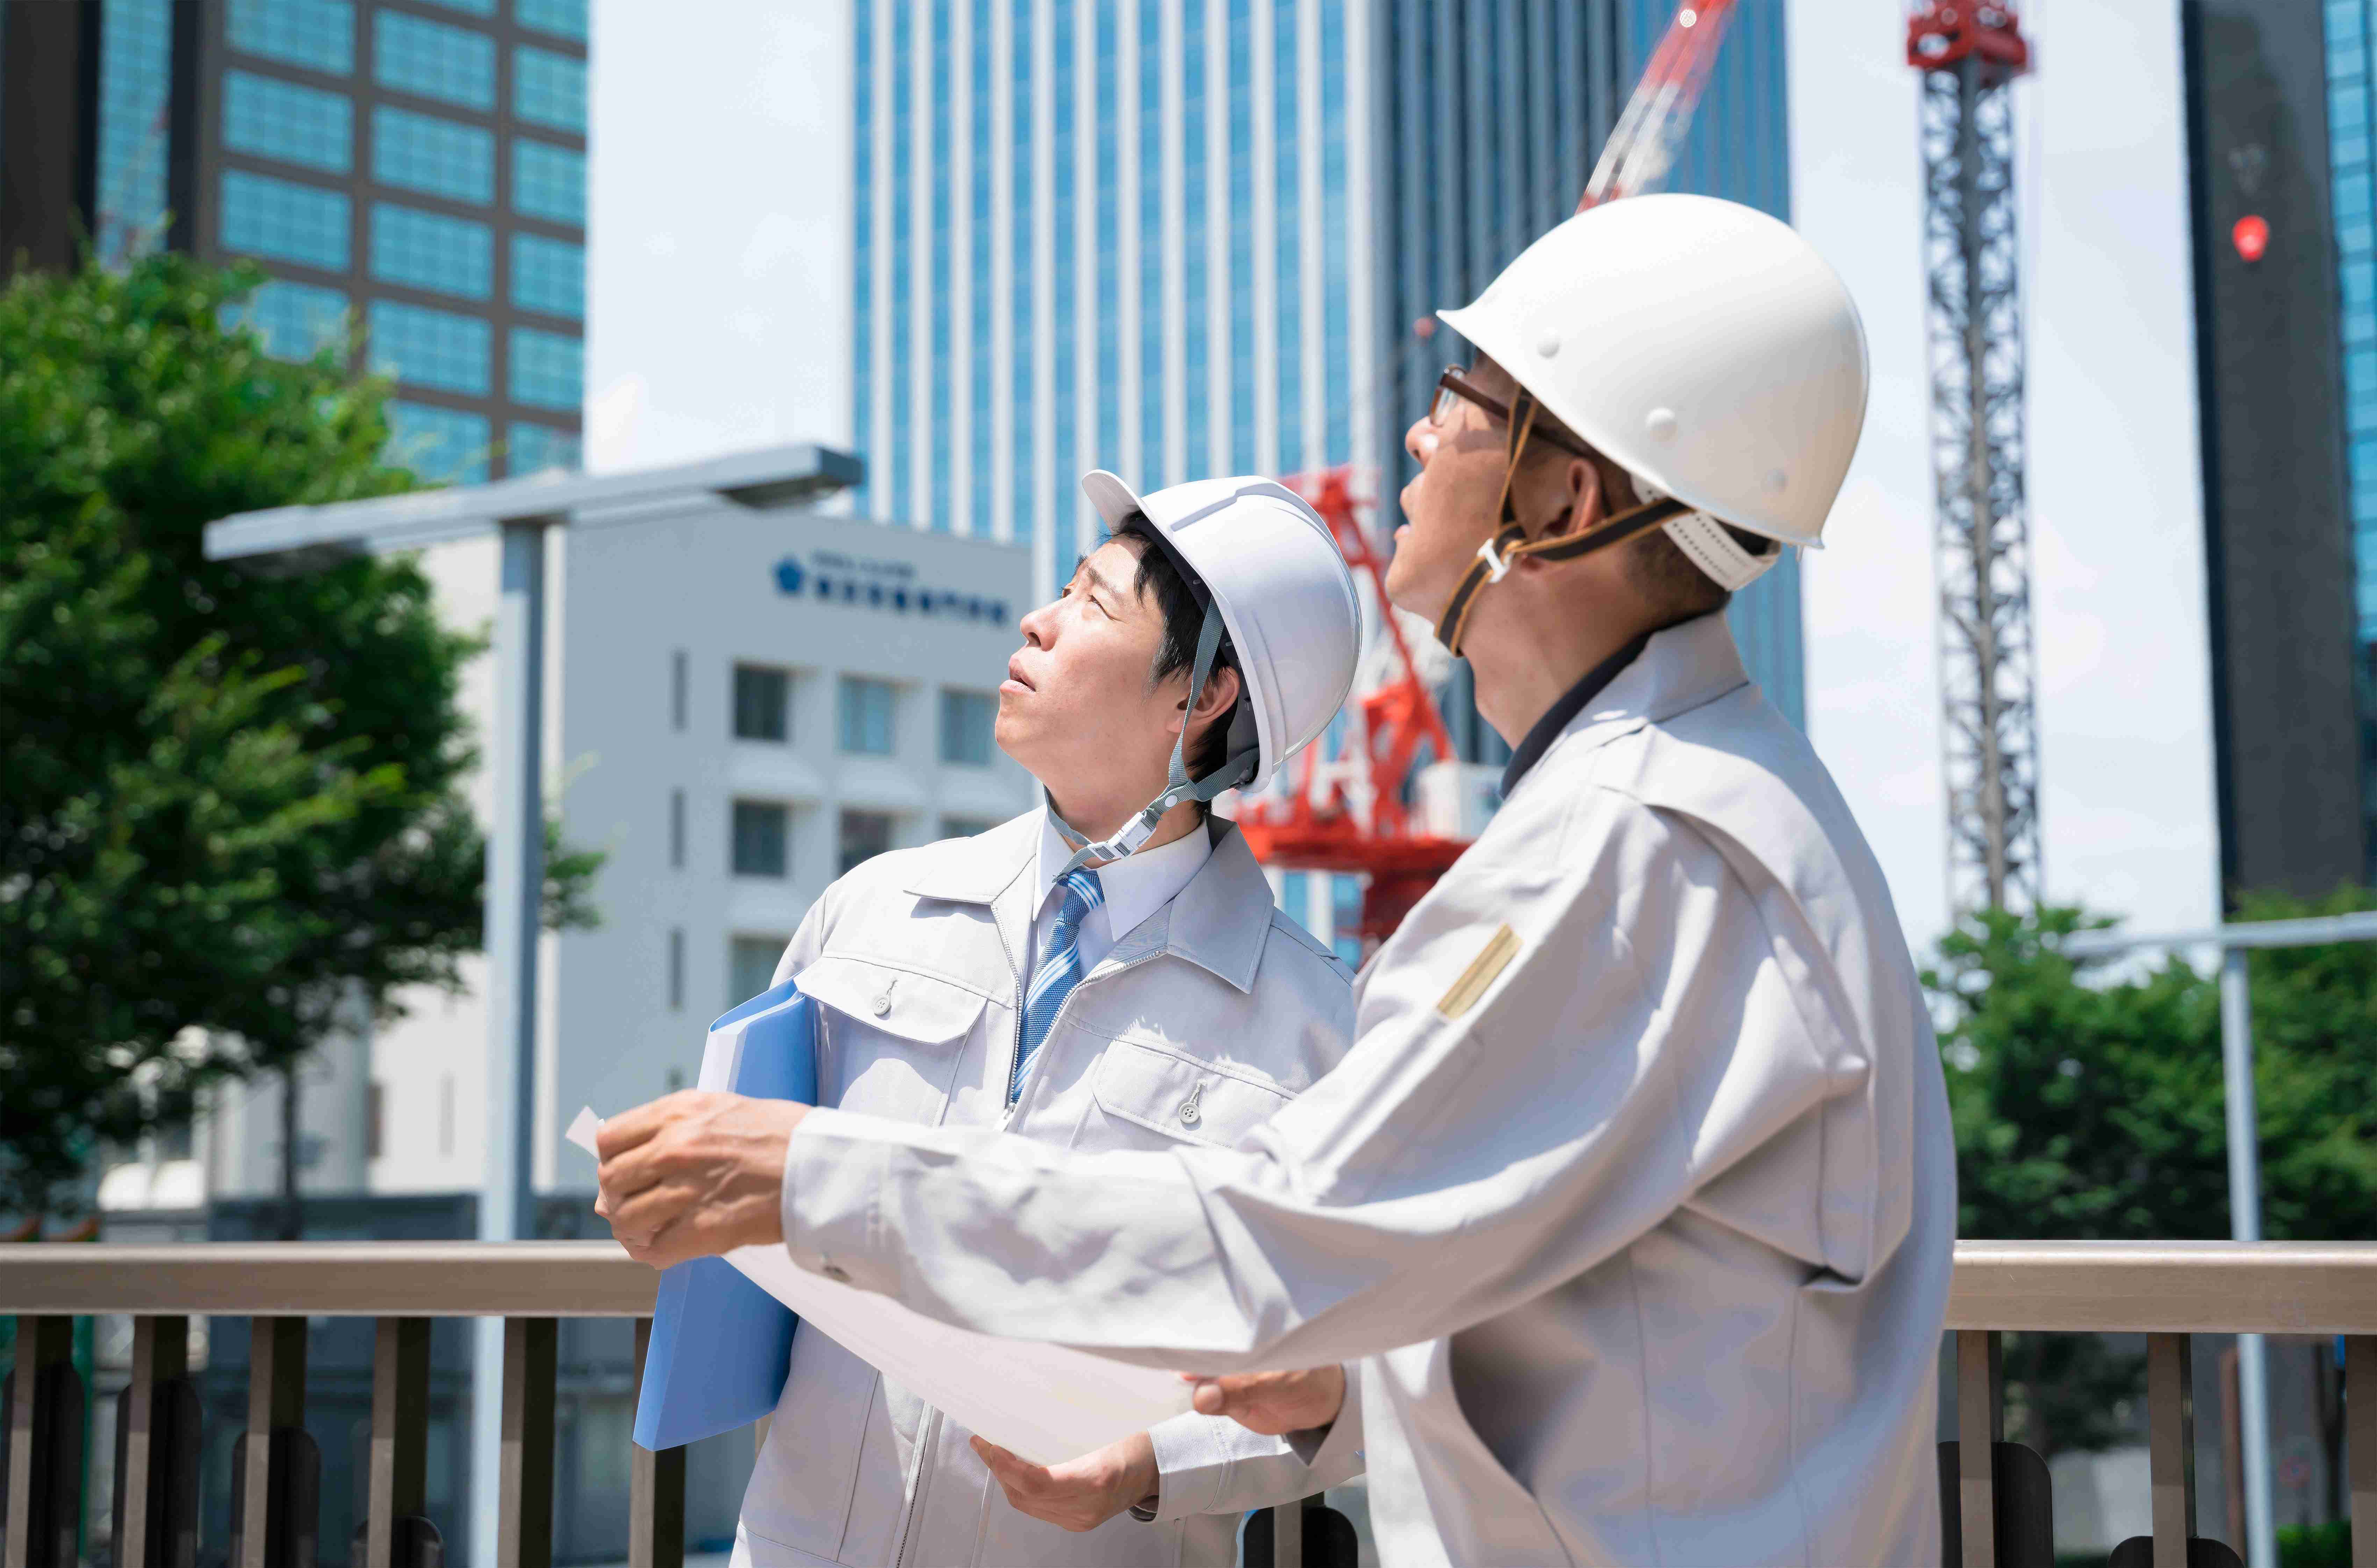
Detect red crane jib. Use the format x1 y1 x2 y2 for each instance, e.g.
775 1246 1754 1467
1905 3 2031 75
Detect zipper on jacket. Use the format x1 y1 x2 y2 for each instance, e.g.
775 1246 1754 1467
891 1407 942 1568
990 913 1028 1111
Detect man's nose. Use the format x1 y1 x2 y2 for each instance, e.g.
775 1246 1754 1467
1406 414 1437 467
1018 598 1054 645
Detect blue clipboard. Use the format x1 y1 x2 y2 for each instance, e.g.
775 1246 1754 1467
632 977 820 1451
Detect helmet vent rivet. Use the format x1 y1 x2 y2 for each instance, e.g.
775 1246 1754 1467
1645 409 1678 442
1536 335 1560 359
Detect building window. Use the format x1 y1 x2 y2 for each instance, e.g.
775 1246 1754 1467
220 169 350 270
939 689 996 766
670 649 687 731
731 801 789 878
669 788 685 870
517 0 588 42
374 10 496 110
414 0 494 13
373 106 493 203
940 815 999 840
667 926 684 1011
507 422 579 473
509 327 582 411
386 401 490 484
228 279 349 361
371 203 493 299
368 301 490 395
510 232 584 318
729 935 786 1006
838 677 897 755
94 0 174 265
223 70 352 172
513 139 586 225
733 664 791 743
838 809 896 875
227 0 354 75
514 46 587 133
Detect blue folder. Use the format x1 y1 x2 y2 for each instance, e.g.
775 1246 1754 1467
632 977 821 1452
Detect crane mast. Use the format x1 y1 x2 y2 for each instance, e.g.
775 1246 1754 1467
1909 2 2039 913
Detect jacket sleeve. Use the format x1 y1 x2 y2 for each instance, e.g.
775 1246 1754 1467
778 788 1865 1374
1142 1370 1363 1521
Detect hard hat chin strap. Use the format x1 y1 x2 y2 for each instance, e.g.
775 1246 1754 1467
1432 385 1690 657
1054 600 1256 877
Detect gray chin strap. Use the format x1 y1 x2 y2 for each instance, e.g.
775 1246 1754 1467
1054 600 1257 876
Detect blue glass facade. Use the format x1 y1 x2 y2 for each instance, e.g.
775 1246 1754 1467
2328 0 2377 636
191 0 587 482
854 0 1371 600
95 0 175 264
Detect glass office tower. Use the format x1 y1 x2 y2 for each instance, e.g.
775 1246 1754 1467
851 0 1380 604
2326 0 2377 881
35 0 589 485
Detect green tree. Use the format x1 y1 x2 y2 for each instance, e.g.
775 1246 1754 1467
1931 896 2377 1467
0 254 602 1228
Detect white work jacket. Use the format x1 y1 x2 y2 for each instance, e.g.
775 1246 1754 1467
734 812 1362 1568
776 614 1958 1567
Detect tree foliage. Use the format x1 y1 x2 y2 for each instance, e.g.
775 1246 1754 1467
1930 893 2377 1455
0 254 600 1221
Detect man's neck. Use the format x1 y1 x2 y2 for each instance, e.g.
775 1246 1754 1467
1460 591 1663 749
1042 787 1205 860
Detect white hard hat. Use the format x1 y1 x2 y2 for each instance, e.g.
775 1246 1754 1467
1080 470 1361 792
1438 193 1869 554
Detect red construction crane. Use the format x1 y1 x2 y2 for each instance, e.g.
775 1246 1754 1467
1238 2 1745 955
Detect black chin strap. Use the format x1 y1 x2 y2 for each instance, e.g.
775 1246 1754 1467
1432 386 1692 658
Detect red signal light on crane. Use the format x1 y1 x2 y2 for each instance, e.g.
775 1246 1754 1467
2233 214 2269 263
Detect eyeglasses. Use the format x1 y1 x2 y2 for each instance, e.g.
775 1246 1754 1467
1429 366 1597 460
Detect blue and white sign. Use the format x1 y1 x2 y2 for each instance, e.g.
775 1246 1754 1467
776 549 1012 626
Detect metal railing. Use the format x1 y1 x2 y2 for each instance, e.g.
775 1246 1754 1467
5 1240 2376 1568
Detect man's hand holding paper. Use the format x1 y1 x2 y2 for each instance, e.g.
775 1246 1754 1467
593 1088 807 1267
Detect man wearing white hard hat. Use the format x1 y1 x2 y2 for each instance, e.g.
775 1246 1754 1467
596 476 1367 1568
601 195 1956 1567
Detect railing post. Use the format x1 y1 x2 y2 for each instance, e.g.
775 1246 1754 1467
2348 1337 2375 1568
230 1316 318 1568
2147 1333 2196 1568
3 1315 82 1568
498 1319 556 1568
114 1315 200 1568
1958 1329 2003 1568
363 1318 435 1568
627 1319 682 1568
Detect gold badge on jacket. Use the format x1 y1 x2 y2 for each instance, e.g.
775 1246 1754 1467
1436 923 1521 1019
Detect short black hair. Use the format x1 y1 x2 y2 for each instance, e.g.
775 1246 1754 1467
1111 512 1243 790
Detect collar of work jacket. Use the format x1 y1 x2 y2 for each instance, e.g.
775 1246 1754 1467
901 810 1276 993
1509 609 1753 797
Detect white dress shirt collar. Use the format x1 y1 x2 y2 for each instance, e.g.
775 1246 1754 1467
1031 804 1213 969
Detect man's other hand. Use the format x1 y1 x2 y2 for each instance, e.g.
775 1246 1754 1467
1185 1364 1346 1436
970 1432 1159 1532
593 1090 809 1268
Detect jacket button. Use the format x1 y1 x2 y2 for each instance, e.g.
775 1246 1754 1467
871 993 892 1017
822 1263 852 1283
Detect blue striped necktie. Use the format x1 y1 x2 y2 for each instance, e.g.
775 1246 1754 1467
1012 866 1105 1103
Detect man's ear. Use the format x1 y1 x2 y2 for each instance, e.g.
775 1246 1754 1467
1537 454 1604 539
1175 664 1243 732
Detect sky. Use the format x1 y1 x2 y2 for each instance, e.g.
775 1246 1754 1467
583 0 2225 956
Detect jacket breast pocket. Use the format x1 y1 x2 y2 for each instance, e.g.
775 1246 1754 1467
1088 1035 1294 1151
796 953 991 1123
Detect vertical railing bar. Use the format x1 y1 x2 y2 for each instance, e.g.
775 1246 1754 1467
2347 1336 2375 1568
497 1318 557 1568
365 1318 429 1568
1271 1494 1303 1566
5 1315 75 1568
627 1319 683 1568
2147 1332 2195 1568
241 1317 307 1568
1957 1328 2002 1568
119 1315 188 1568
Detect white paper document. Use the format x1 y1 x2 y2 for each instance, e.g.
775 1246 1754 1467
569 1107 1192 1463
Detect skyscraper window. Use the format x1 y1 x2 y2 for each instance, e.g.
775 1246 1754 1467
515 47 588 133
517 0 590 43
386 401 491 483
221 170 352 270
374 107 494 204
370 203 493 298
511 233 585 318
374 10 496 110
369 300 491 395
227 0 356 75
96 0 174 263
512 139 586 224
509 326 583 410
229 279 351 360
224 71 354 173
